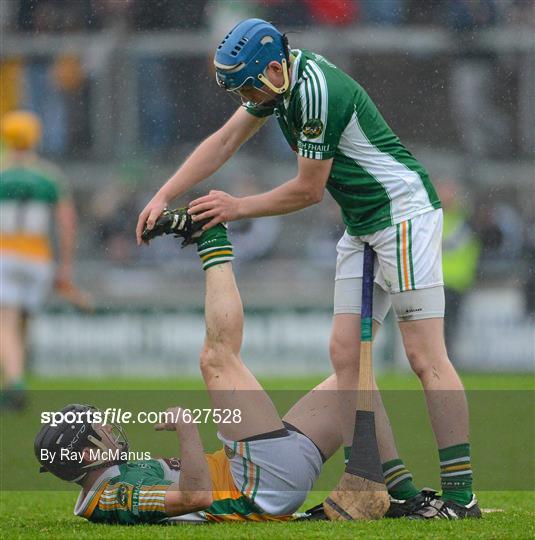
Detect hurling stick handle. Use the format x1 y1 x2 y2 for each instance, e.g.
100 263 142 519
357 244 374 412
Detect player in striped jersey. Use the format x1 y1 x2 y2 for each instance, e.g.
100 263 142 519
35 218 345 524
136 20 479 518
0 111 78 410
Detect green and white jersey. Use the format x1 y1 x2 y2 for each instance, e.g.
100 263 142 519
246 49 441 236
0 156 70 261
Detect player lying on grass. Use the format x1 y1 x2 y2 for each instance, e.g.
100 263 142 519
136 18 481 520
35 218 356 524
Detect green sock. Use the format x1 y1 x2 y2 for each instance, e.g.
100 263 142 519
382 459 419 500
439 443 473 505
196 224 234 271
1 379 26 406
5 379 26 391
344 446 351 465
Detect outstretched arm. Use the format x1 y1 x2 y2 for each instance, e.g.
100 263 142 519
136 107 267 244
54 198 77 286
188 154 333 229
155 408 213 516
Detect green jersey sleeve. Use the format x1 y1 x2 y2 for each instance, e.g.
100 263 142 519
89 461 173 524
294 58 351 160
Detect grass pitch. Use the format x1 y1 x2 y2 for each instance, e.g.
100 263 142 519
1 373 534 539
2 490 533 539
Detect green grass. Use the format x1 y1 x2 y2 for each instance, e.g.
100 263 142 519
1 491 533 539
1 373 534 539
25 372 535 390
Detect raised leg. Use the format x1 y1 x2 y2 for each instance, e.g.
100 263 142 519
282 374 342 460
199 263 284 441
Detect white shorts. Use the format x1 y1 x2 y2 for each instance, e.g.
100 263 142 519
164 429 323 523
0 255 54 313
334 209 445 322
220 429 322 516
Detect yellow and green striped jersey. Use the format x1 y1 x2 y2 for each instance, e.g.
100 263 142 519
246 49 441 236
0 156 69 261
74 449 291 524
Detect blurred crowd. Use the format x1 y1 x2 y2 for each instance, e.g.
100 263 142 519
2 0 534 31
1 0 534 156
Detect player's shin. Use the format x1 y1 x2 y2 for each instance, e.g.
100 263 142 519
324 244 389 520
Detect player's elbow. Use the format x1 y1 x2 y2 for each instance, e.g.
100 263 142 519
295 177 325 206
310 187 324 204
301 185 324 205
183 491 213 512
165 490 213 516
215 125 243 160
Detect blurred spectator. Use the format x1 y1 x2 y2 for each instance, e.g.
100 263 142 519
263 0 311 27
437 179 481 348
131 0 207 31
447 0 499 31
404 0 444 25
446 0 511 157
304 0 359 25
473 195 524 265
16 0 102 32
205 0 265 44
133 0 208 152
137 56 177 153
91 162 146 265
16 0 94 156
360 0 405 25
22 54 90 156
0 58 24 117
228 177 282 264
0 0 17 30
305 195 344 269
503 0 535 27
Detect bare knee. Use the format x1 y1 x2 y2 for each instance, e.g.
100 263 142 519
329 332 360 377
199 344 239 378
405 344 453 381
400 319 451 379
404 344 430 378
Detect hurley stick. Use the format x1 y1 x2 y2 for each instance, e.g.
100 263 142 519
323 243 389 520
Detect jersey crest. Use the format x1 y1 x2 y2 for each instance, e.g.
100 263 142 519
302 118 324 139
116 483 133 509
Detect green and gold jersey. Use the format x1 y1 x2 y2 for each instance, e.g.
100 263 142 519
0 155 69 261
75 450 290 524
246 49 441 236
74 460 172 525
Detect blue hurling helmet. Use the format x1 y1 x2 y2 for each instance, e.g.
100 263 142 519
214 18 290 95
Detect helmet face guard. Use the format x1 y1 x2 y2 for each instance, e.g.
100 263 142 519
214 19 290 102
35 404 129 482
219 61 290 110
86 422 129 469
